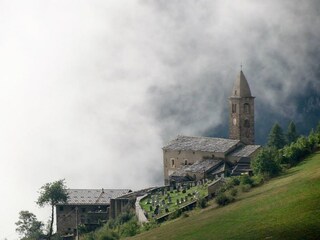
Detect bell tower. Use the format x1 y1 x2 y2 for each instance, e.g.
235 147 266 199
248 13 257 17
229 70 255 145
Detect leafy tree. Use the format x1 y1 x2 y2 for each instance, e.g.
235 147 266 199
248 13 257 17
286 121 298 144
316 121 320 134
37 179 68 240
268 123 286 149
15 210 44 240
251 147 281 177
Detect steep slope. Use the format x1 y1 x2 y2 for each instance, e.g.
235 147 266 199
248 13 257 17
130 152 320 240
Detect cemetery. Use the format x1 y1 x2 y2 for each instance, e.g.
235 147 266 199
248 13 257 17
139 179 213 221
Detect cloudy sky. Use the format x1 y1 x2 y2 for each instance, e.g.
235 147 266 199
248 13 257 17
1 0 320 238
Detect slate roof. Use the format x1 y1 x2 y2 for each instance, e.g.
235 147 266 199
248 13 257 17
58 189 131 205
171 159 223 177
163 135 240 153
230 145 261 158
231 70 253 98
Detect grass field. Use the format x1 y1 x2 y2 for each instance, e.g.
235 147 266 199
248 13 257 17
130 152 320 240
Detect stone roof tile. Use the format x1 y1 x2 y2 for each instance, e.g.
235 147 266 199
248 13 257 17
59 189 131 205
163 135 240 153
230 145 261 158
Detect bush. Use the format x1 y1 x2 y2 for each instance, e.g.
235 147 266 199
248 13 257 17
251 147 282 177
215 193 233 206
182 212 189 218
226 177 240 190
97 231 119 240
197 197 207 209
116 211 135 225
240 175 254 186
241 184 251 192
168 209 182 220
230 188 238 197
141 220 158 232
251 175 265 186
119 219 140 237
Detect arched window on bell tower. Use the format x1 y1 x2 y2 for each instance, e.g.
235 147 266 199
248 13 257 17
244 103 250 114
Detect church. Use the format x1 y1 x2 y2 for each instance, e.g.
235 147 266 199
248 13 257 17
162 70 261 185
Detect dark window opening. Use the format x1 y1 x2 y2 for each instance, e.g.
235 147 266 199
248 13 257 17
59 206 64 212
244 119 250 128
232 104 237 113
244 103 250 114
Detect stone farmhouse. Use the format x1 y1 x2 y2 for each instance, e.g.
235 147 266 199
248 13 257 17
56 188 131 237
163 70 261 185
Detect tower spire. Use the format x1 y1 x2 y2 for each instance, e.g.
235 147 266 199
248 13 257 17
229 70 255 145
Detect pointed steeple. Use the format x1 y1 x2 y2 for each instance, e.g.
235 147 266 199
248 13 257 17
229 70 255 145
231 70 252 97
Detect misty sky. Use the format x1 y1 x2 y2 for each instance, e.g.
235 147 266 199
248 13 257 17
1 1 320 239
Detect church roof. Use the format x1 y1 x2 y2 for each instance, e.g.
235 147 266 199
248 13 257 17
57 189 131 205
172 159 223 176
163 135 240 153
230 145 261 158
231 70 252 97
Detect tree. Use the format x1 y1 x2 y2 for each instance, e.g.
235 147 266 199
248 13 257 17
251 147 281 177
316 121 320 134
15 210 44 240
37 179 68 240
267 123 286 149
286 121 298 144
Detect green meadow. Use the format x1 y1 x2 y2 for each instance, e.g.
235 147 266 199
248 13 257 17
130 152 320 240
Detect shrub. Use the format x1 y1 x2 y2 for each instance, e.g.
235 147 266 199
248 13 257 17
251 147 281 177
251 175 264 186
241 184 251 192
119 219 140 237
97 231 119 240
240 175 254 186
182 189 186 193
141 220 158 232
116 211 135 225
215 193 233 206
182 212 189 218
168 209 182 220
230 188 238 197
197 197 207 209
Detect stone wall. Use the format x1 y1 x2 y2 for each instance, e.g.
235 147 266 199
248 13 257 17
163 149 226 185
56 204 108 236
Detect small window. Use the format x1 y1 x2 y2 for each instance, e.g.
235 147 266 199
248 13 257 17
82 208 86 213
232 104 237 113
235 90 237 95
171 158 175 167
59 206 64 212
184 159 188 165
244 119 250 127
244 103 250 114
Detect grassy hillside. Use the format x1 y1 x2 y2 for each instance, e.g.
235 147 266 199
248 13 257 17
130 152 320 240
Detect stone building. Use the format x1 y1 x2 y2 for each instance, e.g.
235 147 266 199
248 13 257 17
229 70 255 145
56 188 130 237
163 70 260 185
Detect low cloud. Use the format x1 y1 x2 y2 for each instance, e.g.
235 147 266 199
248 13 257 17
0 0 319 238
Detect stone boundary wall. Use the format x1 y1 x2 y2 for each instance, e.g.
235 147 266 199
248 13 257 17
135 194 149 223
